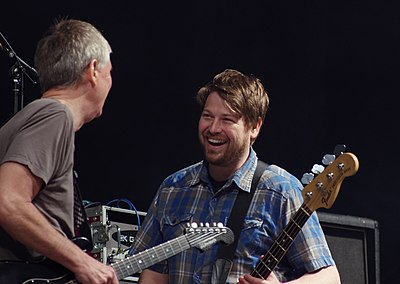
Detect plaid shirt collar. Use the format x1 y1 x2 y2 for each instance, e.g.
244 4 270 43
194 147 259 193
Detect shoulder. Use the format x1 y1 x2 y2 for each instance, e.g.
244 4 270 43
21 99 71 124
260 163 303 197
26 98 66 111
162 161 204 188
1 99 73 138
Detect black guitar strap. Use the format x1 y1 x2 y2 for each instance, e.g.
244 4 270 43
72 170 93 251
212 160 268 283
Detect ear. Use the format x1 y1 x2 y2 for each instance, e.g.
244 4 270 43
250 117 263 140
86 59 98 87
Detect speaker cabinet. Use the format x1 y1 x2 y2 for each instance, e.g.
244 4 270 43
317 212 380 284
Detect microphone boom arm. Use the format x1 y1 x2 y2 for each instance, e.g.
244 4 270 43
0 31 37 113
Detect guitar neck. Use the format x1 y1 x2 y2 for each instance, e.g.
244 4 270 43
111 234 190 279
249 151 358 280
251 203 313 279
0 223 232 284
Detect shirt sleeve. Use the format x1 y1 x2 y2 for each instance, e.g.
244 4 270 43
282 174 335 274
129 189 169 274
3 107 73 185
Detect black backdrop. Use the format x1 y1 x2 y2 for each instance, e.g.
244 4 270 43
0 1 398 282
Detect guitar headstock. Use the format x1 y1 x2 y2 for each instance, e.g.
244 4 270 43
301 149 359 212
185 222 234 251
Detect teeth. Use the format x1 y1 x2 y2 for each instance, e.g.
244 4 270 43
208 138 224 144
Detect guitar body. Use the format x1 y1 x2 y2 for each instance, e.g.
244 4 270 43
0 260 73 284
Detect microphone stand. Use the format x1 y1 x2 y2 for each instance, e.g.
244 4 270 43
0 31 37 114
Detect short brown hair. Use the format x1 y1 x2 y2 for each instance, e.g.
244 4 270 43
196 69 269 129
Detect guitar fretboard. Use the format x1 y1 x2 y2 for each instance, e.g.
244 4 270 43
111 226 231 280
111 234 190 278
5 224 232 284
251 203 313 279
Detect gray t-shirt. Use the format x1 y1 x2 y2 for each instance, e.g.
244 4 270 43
0 98 75 261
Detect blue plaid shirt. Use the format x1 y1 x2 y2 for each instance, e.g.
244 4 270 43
130 148 335 283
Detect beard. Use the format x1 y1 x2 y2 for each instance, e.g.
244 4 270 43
201 138 248 168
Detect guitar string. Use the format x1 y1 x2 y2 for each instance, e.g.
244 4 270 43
251 204 311 279
253 157 351 279
114 230 225 277
113 234 190 276
47 228 227 284
112 229 227 277
59 229 226 282
252 206 308 278
256 205 311 278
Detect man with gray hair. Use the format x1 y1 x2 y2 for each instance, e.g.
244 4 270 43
0 19 117 283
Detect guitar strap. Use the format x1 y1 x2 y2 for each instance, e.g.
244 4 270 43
72 170 93 251
211 160 268 283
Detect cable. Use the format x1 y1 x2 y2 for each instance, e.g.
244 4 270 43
83 200 102 208
106 198 141 228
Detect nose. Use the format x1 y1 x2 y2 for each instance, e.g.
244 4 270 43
209 119 222 134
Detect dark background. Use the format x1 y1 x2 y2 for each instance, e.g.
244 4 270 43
0 1 397 282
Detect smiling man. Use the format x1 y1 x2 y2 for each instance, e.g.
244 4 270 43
129 69 340 284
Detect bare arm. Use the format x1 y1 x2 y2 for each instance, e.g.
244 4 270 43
138 268 169 284
0 162 117 284
238 266 340 284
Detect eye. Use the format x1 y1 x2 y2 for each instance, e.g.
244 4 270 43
223 117 236 123
201 112 212 119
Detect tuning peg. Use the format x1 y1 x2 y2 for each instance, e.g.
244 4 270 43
322 154 335 166
334 144 346 156
301 173 314 185
311 164 325 174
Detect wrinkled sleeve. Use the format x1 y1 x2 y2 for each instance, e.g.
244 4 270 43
129 186 169 274
283 175 335 273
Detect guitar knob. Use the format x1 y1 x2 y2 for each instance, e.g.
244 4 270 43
334 144 346 156
311 164 325 174
301 173 314 185
322 154 335 166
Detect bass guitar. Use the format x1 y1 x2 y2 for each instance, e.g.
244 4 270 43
250 148 359 280
0 222 234 284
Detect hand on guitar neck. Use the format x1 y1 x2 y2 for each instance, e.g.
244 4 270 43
0 222 233 284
